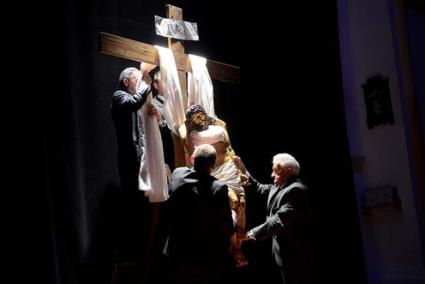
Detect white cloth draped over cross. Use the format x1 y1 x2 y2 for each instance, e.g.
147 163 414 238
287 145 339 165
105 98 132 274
137 46 216 202
188 54 216 118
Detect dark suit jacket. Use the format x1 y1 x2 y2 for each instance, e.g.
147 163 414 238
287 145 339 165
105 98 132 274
166 167 235 271
111 88 149 191
249 177 312 282
111 89 150 158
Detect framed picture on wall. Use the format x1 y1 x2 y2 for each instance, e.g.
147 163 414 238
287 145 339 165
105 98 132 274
362 75 395 129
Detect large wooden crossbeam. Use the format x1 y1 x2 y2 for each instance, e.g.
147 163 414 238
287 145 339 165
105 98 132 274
100 4 241 168
100 32 240 84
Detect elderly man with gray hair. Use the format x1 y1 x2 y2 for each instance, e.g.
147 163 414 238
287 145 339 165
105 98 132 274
111 63 158 192
234 153 313 284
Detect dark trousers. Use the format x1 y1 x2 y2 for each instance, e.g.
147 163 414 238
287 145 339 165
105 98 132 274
117 146 140 192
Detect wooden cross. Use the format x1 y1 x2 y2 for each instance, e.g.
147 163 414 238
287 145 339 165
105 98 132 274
100 4 240 167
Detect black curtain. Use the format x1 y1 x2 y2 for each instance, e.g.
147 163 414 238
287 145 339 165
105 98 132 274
42 0 367 283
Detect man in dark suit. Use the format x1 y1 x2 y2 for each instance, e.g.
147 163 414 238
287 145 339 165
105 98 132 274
235 153 313 284
111 63 158 192
110 63 159 264
166 144 235 284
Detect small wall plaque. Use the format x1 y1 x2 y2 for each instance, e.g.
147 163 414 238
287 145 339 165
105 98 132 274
362 75 395 129
362 186 401 214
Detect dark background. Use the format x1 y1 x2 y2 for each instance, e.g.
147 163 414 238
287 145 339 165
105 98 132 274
39 0 366 283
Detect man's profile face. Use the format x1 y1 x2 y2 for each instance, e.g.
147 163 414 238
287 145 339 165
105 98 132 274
126 71 140 95
191 111 209 131
271 164 285 186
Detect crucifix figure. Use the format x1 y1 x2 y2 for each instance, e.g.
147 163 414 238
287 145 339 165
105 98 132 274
101 4 248 270
101 5 240 168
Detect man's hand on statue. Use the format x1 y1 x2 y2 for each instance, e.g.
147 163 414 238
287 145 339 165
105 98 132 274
146 104 161 120
141 73 152 85
240 174 251 187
